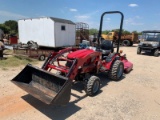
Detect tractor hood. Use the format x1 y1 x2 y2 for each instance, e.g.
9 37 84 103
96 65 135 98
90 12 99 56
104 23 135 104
67 49 95 59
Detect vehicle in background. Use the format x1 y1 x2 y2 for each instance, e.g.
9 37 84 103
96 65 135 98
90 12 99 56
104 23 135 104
137 30 160 57
101 31 138 46
138 35 143 43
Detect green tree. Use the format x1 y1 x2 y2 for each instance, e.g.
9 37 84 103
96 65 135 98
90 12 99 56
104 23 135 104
132 30 138 34
102 30 111 34
4 20 18 35
138 32 142 35
0 24 10 34
111 29 125 33
123 30 131 35
89 28 98 35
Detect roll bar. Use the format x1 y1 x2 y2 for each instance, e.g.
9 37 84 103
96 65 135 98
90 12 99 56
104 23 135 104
97 11 124 53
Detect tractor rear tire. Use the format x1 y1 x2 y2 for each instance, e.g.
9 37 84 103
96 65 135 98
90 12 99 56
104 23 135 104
85 76 101 96
154 49 159 57
108 60 124 81
137 47 141 54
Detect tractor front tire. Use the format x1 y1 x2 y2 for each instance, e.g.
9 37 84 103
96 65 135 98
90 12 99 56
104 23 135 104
154 49 159 57
108 60 124 81
85 76 101 96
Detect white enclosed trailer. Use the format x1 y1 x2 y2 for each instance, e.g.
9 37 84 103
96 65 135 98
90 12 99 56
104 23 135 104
18 17 76 48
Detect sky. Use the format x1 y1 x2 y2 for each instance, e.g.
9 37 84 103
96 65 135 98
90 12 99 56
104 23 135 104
0 0 160 32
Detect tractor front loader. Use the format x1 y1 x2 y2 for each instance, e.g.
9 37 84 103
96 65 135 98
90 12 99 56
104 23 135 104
12 47 102 105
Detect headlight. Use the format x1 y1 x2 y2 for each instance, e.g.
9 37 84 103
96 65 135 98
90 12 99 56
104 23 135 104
138 42 143 46
152 42 159 47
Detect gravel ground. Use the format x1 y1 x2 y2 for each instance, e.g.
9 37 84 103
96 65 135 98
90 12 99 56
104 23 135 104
0 44 160 120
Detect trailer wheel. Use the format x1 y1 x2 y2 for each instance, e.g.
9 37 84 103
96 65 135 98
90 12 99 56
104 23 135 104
38 54 45 61
85 76 101 96
108 60 124 81
122 40 130 46
154 49 159 57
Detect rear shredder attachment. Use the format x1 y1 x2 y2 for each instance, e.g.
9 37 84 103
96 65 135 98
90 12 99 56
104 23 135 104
12 64 72 105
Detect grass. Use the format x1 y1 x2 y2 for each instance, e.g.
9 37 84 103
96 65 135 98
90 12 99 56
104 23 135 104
3 49 13 55
0 55 38 70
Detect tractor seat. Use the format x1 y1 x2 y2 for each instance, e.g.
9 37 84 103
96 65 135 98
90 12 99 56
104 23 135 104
100 40 114 58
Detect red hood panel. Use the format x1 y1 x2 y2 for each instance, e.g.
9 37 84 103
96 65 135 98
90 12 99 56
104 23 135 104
67 49 95 59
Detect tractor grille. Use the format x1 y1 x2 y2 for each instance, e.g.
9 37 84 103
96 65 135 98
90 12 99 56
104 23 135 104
142 43 152 47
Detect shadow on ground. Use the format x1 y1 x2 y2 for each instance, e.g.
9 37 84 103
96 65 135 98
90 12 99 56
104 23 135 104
140 52 159 57
0 57 7 60
22 94 81 120
21 72 125 120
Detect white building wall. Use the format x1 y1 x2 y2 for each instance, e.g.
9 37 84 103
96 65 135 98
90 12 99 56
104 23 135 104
54 22 75 47
18 17 75 47
67 24 76 46
18 18 55 47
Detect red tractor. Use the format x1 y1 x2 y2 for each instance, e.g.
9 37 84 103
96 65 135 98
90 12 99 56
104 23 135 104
12 11 133 105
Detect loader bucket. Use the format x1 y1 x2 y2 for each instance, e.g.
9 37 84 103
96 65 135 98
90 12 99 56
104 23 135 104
12 64 72 105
